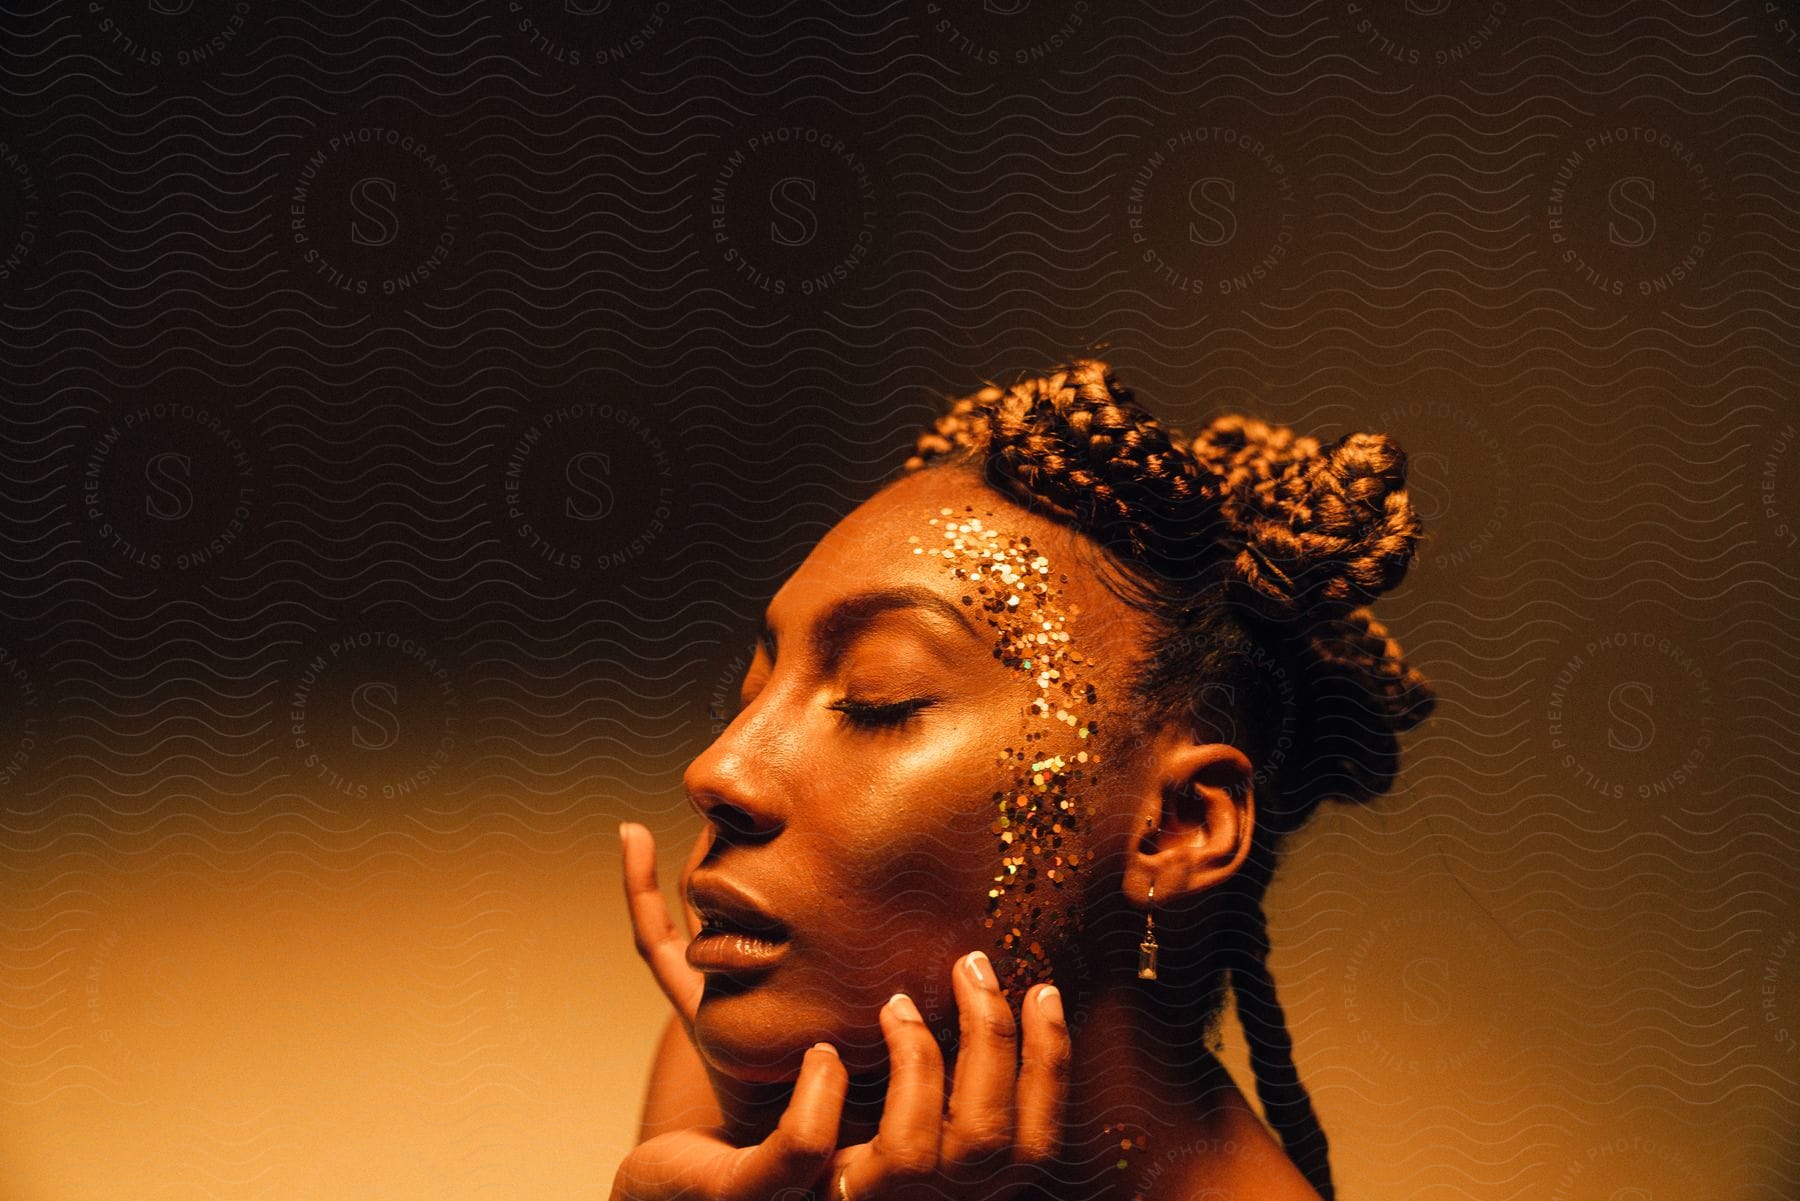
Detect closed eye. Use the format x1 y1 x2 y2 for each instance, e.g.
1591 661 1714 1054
826 697 935 729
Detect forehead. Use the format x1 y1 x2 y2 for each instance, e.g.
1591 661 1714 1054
771 469 1150 669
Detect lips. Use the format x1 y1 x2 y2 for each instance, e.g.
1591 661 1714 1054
685 874 790 974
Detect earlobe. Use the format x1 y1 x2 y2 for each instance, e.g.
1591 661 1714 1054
1126 740 1256 906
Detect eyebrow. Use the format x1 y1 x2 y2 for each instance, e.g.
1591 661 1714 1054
757 584 984 668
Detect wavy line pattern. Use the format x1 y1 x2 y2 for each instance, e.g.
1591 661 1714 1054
0 0 1797 1198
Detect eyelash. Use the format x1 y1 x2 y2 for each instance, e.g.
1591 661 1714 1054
825 697 934 729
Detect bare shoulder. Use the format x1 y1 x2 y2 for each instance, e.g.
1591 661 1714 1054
1174 1080 1327 1200
1204 1128 1324 1200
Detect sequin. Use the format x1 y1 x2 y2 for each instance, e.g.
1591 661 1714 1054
921 506 1102 998
1102 1123 1150 1198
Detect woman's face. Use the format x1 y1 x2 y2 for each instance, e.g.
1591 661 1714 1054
682 468 1155 1082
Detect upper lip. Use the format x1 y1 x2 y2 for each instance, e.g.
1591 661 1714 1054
686 873 788 940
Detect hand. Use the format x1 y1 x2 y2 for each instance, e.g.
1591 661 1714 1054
824 953 1071 1201
609 1041 850 1201
615 824 1072 1201
611 961 1071 1201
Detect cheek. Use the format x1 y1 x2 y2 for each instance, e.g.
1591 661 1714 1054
798 720 1023 1012
830 726 1015 913
982 727 1100 992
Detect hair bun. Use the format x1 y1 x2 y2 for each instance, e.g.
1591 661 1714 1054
1190 415 1424 623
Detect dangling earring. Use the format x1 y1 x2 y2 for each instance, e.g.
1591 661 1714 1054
1138 816 1160 981
1137 880 1159 981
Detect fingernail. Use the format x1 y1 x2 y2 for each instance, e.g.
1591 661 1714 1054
887 993 921 1021
1037 985 1064 1024
812 1041 838 1057
966 950 994 988
618 821 629 847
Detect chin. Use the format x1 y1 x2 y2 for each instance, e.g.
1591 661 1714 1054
693 966 893 1083
691 978 824 1083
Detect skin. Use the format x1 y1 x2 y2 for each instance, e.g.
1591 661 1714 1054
613 467 1323 1201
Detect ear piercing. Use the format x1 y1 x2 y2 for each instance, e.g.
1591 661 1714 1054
1138 880 1159 981
1138 816 1160 981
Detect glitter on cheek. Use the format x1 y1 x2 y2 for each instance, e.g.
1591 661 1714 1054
922 504 1101 999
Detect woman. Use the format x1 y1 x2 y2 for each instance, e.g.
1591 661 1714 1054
612 358 1435 1201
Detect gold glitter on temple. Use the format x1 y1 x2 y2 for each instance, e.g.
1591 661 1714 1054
916 504 1101 997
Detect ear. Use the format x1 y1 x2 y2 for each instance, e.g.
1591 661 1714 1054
1125 736 1255 907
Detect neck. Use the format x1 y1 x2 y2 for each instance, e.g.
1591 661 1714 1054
1033 975 1271 1201
799 972 1281 1201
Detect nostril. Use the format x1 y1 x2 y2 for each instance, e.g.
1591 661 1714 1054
708 801 777 842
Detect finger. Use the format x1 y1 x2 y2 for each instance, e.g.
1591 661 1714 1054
1014 983 1070 1168
614 1046 845 1201
613 1128 740 1201
942 950 1017 1169
621 821 704 1026
719 1043 847 1200
859 992 945 1187
678 828 711 939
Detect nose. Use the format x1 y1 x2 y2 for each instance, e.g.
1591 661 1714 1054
682 708 786 842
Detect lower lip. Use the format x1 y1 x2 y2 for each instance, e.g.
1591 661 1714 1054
686 931 790 973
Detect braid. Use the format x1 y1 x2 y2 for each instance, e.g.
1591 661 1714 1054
904 360 1226 576
903 357 1435 1195
1225 858 1336 1199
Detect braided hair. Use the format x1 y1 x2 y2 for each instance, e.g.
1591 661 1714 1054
899 357 1435 1200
